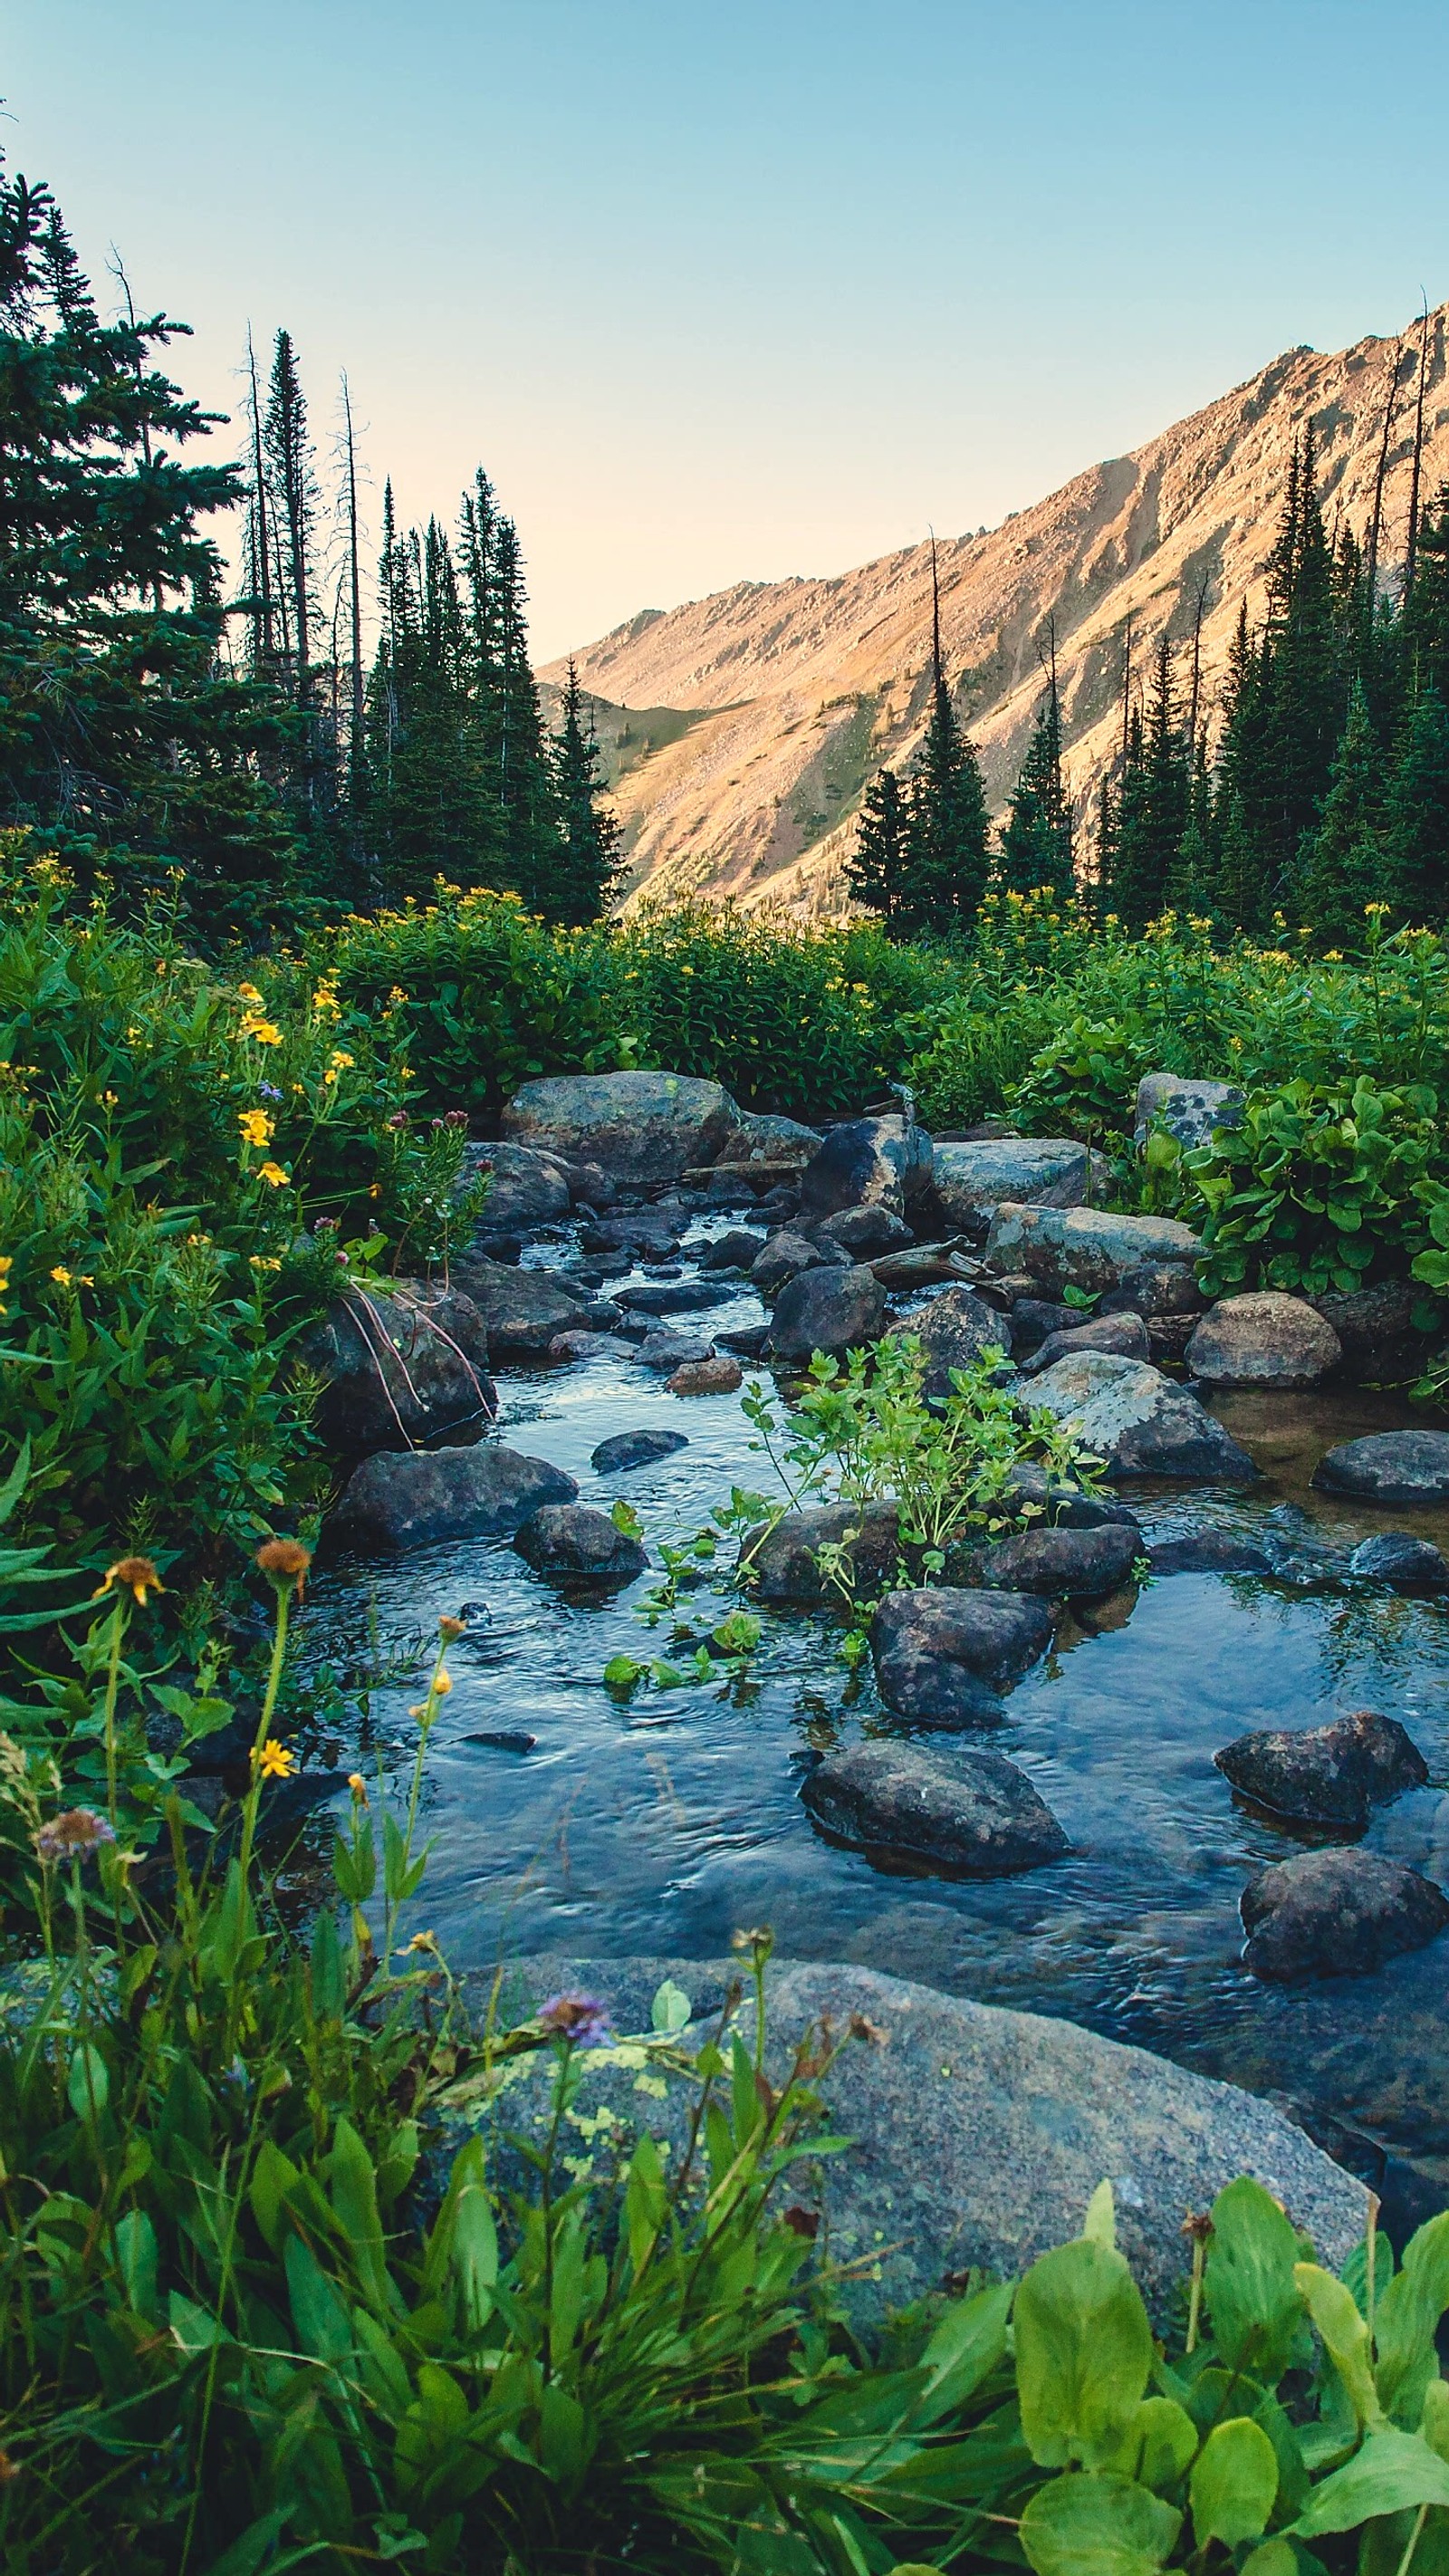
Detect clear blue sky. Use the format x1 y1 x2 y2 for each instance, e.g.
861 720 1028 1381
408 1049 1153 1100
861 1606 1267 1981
6 0 1448 662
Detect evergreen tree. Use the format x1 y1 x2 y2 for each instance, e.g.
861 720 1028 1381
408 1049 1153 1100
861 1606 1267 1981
492 514 563 912
847 766 913 923
892 543 990 936
0 152 299 936
552 659 622 924
1108 640 1189 930
999 674 1073 899
1291 678 1388 940
1385 682 1449 926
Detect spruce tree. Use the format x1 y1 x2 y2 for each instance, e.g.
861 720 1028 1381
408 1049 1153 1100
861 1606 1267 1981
1108 640 1189 930
847 766 913 922
1385 683 1449 926
894 543 991 936
552 658 623 924
999 677 1073 899
493 514 564 913
1291 678 1388 941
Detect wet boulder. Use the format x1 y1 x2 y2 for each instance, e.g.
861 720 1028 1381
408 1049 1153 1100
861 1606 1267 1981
667 1356 744 1395
1019 1310 1150 1375
547 1330 619 1363
581 1210 686 1256
591 1427 688 1475
618 1280 725 1316
870 1585 1053 1725
817 1203 915 1257
1185 1293 1342 1390
931 1138 1099 1237
502 1070 739 1187
1215 1708 1429 1831
896 1284 1012 1394
1313 1430 1449 1506
799 1114 934 1222
976 1523 1142 1598
1147 1531 1273 1575
450 1254 588 1359
637 1329 716 1372
723 1108 823 1164
750 1230 846 1296
801 1741 1068 1874
995 1463 1141 1531
1011 1297 1080 1350
984 1203 1202 1295
1349 1531 1449 1587
1309 1278 1435 1379
1133 1073 1244 1151
463 1140 570 1232
1241 1849 1449 1982
513 1503 647 1585
331 1443 577 1551
1026 1351 1256 1482
763 1265 888 1366
699 1227 767 1271
744 1501 904 1604
307 1283 495 1458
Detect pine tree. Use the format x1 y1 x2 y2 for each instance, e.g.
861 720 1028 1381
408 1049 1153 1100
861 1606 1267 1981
1108 639 1189 930
892 541 990 936
492 514 563 912
999 673 1073 899
1385 683 1449 927
1291 678 1388 941
847 766 913 922
264 330 317 716
552 659 623 924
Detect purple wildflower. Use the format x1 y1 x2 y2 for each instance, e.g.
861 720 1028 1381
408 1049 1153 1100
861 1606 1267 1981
445 1109 468 1128
35 1809 117 1864
258 1082 283 1101
539 1991 612 2047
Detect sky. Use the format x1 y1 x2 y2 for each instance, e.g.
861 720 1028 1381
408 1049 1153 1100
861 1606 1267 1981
6 0 1449 665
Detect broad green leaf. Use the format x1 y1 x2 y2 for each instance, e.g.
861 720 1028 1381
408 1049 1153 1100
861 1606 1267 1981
918 2280 1013 2420
1081 2179 1117 2247
1190 2416 1279 2547
1237 2545 1298 2576
310 1905 346 2018
1425 2378 1449 2460
329 2115 391 2313
1291 2424 1449 2535
651 1976 691 2033
1014 2237 1154 2469
449 2162 498 2335
1377 2214 1449 2426
249 2137 301 2253
284 2230 353 2364
626 2129 667 2274
1205 2176 1305 2380
1019 2471 1181 2576
1295 2261 1381 2426
67 2041 109 2119
113 2209 159 2322
1109 2396 1198 2494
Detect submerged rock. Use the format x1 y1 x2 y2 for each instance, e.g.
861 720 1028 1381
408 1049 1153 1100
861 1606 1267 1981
976 1523 1142 1598
307 1283 495 1458
1349 1531 1449 1586
1215 1708 1429 1831
590 1427 689 1475
801 1741 1068 1874
763 1264 888 1365
1026 1351 1256 1482
1185 1293 1342 1389
871 1585 1052 1725
331 1444 577 1551
744 1502 904 1604
637 1329 716 1372
984 1203 1202 1294
513 1503 648 1584
1242 1849 1449 1982
1147 1531 1274 1576
618 1280 725 1316
1313 1430 1449 1506
1019 1311 1150 1375
502 1070 739 1187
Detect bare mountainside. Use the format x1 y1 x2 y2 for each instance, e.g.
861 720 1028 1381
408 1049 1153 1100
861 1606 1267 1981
542 307 1449 916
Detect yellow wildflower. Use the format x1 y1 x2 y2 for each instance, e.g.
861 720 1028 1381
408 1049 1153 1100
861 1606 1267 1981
432 1669 453 1696
236 982 264 1004
239 1013 283 1046
312 985 341 1014
249 1254 282 1272
257 1161 291 1188
94 1554 164 1608
253 1738 295 1780
237 1109 273 1148
328 1050 355 1072
348 1772 369 1803
50 1266 72 1286
0 1252 10 1316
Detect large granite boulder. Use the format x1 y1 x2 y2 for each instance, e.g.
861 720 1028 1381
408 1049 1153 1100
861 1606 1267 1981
331 1443 577 1551
1312 1430 1449 1506
871 1585 1053 1724
744 1501 904 1603
816 1203 914 1257
1242 1850 1449 1983
1185 1293 1342 1389
513 1504 648 1585
1214 1708 1429 1831
471 1956 1367 2326
462 1140 570 1231
1025 1351 1256 1482
750 1230 846 1296
799 1115 934 1222
502 1071 739 1187
637 1329 716 1372
801 1741 1067 1874
698 1227 767 1272
450 1254 587 1358
984 1202 1203 1294
932 1138 1099 1237
306 1283 495 1457
723 1109 823 1164
896 1284 1012 1394
763 1264 888 1365
1019 1310 1150 1375
1133 1072 1244 1151
975 1523 1142 1598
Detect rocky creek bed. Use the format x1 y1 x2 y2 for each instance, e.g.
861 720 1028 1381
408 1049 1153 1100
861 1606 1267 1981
294 1196 1449 2249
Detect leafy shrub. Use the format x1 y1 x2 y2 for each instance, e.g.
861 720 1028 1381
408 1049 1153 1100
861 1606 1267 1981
1007 1014 1150 1146
1180 1075 1449 1300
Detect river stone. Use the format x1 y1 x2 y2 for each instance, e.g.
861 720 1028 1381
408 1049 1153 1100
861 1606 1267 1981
1216 1708 1429 1831
637 1329 716 1371
1313 1430 1449 1506
464 1140 571 1232
1019 1310 1150 1375
896 1284 1012 1396
1350 1531 1449 1587
750 1230 846 1296
306 1283 495 1458
1026 1351 1256 1482
581 1211 685 1255
1099 1262 1210 1322
724 1109 823 1163
871 1586 1053 1725
450 1254 587 1358
1242 1850 1449 1983
501 1070 739 1187
744 1501 904 1603
1309 1278 1434 1376
1185 1293 1343 1390
997 1463 1142 1532
802 1741 1067 1874
799 1114 934 1221
591 1428 688 1475
667 1357 744 1395
513 1503 647 1585
976 1523 1142 1598
618 1280 725 1316
932 1139 1097 1237
547 1331 619 1363
331 1443 577 1551
764 1264 888 1365
699 1227 766 1271
817 1203 915 1257
1011 1298 1078 1350
984 1203 1203 1294
471 1956 1367 2327
1148 1532 1274 1576
871 1245 979 1290
1133 1072 1244 1151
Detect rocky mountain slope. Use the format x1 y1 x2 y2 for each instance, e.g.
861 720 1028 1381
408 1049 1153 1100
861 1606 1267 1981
542 306 1449 916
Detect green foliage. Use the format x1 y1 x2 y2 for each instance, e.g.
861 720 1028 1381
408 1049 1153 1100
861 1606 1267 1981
1008 1014 1148 1147
1182 1073 1448 1299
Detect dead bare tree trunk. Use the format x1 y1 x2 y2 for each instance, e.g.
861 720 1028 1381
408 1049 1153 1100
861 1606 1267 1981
1366 336 1405 614
1120 610 1133 768
341 372 365 795
1406 299 1431 601
1186 568 1210 751
245 328 274 669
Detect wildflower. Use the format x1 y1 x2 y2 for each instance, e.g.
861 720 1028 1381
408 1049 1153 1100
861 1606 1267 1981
431 1669 453 1696
259 1081 283 1101
348 1772 369 1802
49 1266 72 1286
445 1108 468 1127
387 986 408 1007
35 1808 117 1862
94 1554 164 1607
255 1536 312 1597
248 1254 282 1272
253 1737 295 1780
257 1161 291 1188
849 2011 889 2046
312 985 341 1014
239 1013 283 1046
732 1925 774 1962
539 1991 611 2046
238 1108 273 1148
405 1928 437 1954
0 1252 10 1314
1365 900 1392 918
237 982 264 1004
126 1024 141 1041
386 1110 409 1130
438 1613 466 1639
327 1050 355 1072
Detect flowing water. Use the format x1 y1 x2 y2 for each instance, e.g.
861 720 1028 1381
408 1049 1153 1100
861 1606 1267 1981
305 1226 1449 2223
